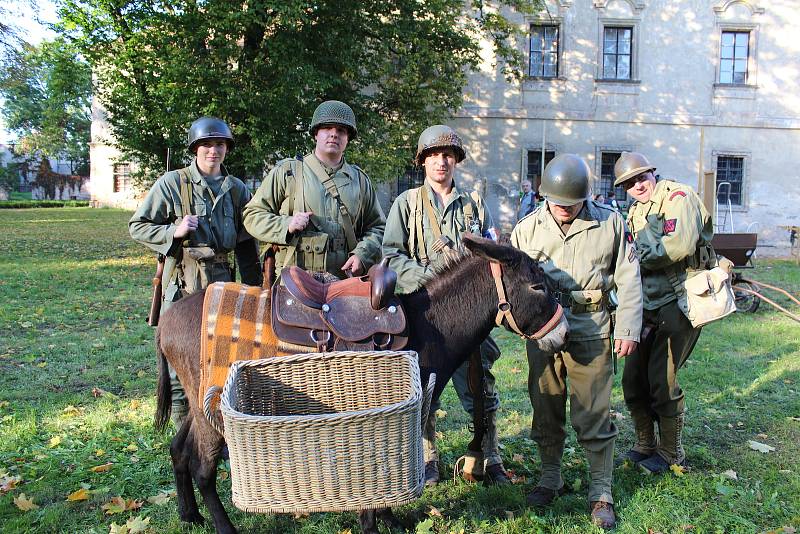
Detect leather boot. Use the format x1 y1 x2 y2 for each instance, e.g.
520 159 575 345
589 501 617 530
627 409 657 464
422 411 440 486
640 413 686 474
481 410 511 485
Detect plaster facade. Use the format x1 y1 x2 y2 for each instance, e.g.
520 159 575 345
450 0 799 254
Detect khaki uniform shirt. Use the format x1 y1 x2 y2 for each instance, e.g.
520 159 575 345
511 200 642 342
626 180 713 310
129 160 262 300
382 181 492 294
242 153 385 278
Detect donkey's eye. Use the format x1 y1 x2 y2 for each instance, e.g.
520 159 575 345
529 283 545 292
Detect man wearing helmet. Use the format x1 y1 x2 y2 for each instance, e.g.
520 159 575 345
511 154 642 529
243 100 385 278
614 152 713 475
382 124 511 486
129 116 263 428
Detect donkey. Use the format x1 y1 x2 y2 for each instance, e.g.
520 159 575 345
154 235 568 534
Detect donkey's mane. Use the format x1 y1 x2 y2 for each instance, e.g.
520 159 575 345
423 252 485 296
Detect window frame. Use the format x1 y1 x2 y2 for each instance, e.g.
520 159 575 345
716 26 757 87
112 163 131 193
713 152 749 210
595 16 641 84
529 23 561 79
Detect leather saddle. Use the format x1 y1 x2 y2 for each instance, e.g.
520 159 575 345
271 257 408 352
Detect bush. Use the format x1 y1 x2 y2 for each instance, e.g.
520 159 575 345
0 199 91 208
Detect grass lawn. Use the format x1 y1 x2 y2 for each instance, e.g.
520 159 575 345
0 207 798 534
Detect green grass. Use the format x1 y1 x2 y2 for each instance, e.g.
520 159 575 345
0 207 798 534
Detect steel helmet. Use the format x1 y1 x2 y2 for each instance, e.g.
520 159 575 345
614 152 656 186
539 154 591 206
187 117 235 152
310 100 358 139
415 125 466 165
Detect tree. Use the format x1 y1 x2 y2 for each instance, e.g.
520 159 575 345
0 37 92 175
58 0 538 186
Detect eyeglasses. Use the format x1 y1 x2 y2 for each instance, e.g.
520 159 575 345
621 173 649 190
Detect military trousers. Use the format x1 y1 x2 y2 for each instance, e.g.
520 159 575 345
426 336 501 464
527 337 617 504
622 299 702 419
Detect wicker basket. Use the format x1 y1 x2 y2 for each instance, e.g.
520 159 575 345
205 350 431 514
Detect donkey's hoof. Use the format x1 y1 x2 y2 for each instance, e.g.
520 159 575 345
181 511 205 525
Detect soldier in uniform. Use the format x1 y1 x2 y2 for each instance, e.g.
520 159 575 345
129 117 263 428
614 152 713 474
511 154 642 529
382 125 511 486
243 100 384 278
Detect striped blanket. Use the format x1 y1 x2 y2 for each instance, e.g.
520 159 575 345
199 281 289 409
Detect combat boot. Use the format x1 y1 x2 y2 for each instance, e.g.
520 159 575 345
627 409 657 464
482 410 511 485
640 413 686 474
422 411 440 486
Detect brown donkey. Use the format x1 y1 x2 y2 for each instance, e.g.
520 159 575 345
155 235 568 533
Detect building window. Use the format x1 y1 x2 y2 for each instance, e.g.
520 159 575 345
716 155 744 206
113 163 131 193
602 27 632 80
527 150 555 193
396 166 424 197
720 31 749 84
599 152 629 200
530 25 559 78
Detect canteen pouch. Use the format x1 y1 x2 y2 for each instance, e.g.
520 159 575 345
180 246 217 294
570 289 606 313
676 265 736 327
279 232 329 273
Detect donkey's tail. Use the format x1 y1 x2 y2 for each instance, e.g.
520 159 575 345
154 327 171 433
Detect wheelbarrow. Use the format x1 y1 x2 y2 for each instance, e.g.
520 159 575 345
712 233 760 313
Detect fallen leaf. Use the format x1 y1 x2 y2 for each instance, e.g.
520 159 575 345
109 522 129 534
670 464 686 476
338 530 353 534
434 409 447 419
137 370 147 378
747 440 775 453
1 471 22 493
147 492 175 505
0 400 9 408
510 367 522 374
757 433 769 439
721 469 738 480
90 463 114 473
129 399 141 409
48 436 62 448
781 527 796 534
125 515 150 533
680 525 695 531
126 499 143 511
512 453 525 463
216 469 227 480
62 405 80 416
428 506 443 517
129 455 140 463
504 510 515 520
102 496 127 515
37 362 47 368
95 449 106 457
67 487 91 501
14 493 39 511
124 443 138 452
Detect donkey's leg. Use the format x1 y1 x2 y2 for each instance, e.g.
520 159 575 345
190 423 236 534
358 509 379 534
170 414 204 524
377 507 403 530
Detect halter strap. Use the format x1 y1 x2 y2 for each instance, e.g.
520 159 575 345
489 262 563 340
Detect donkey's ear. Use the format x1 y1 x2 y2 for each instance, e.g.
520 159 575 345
463 234 518 264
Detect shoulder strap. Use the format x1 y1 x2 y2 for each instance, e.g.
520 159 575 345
407 187 429 265
281 158 306 272
176 168 193 218
305 156 358 252
419 185 443 241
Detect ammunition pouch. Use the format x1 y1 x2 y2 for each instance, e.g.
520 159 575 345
552 289 607 314
278 232 329 273
179 246 231 295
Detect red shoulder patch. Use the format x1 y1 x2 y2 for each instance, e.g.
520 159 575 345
663 218 677 235
669 190 687 201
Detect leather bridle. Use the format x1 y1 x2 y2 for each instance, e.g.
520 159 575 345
489 262 564 340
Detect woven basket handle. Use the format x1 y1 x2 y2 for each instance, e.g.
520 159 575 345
203 385 224 436
421 373 436 431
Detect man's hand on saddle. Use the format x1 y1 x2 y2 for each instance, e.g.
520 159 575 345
614 338 638 358
174 215 199 239
288 211 313 234
341 254 364 277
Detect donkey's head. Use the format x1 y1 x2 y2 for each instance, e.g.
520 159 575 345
463 235 568 353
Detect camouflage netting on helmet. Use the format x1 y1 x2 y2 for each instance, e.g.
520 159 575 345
415 125 466 164
310 100 357 138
